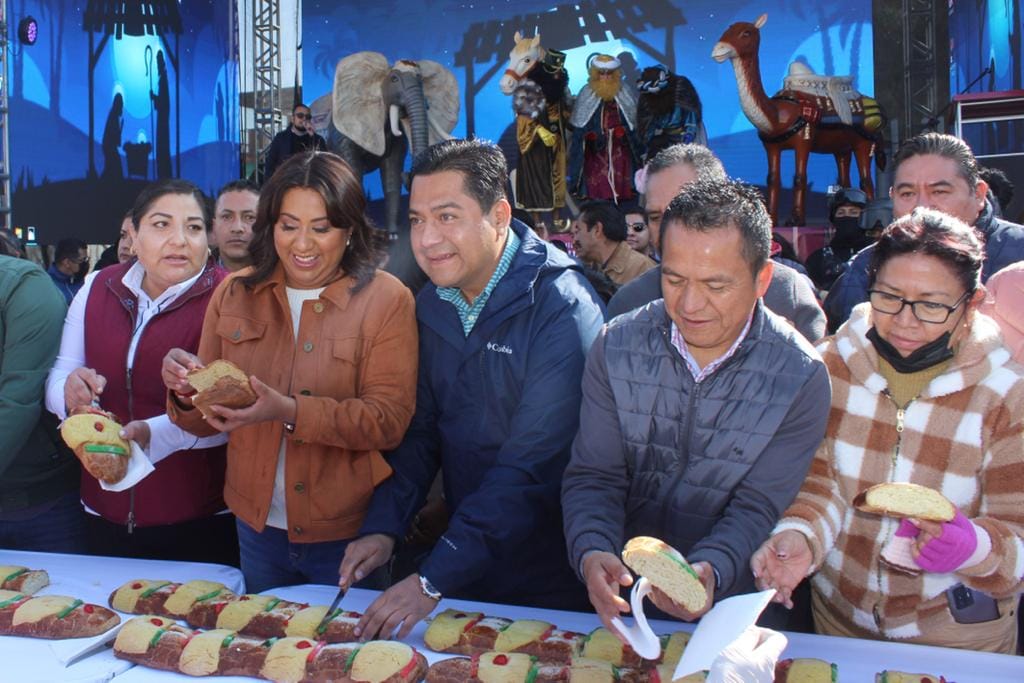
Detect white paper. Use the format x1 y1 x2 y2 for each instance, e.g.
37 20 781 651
674 589 776 680
47 621 123 667
99 440 154 492
609 577 662 660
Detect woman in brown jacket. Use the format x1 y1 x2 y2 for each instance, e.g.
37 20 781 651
163 152 418 591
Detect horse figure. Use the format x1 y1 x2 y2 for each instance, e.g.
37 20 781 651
712 14 885 225
499 31 573 213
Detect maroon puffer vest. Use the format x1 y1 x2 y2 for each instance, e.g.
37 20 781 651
82 259 228 527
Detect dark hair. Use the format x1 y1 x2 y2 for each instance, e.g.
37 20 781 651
292 102 310 113
216 179 259 203
579 200 627 242
978 166 1014 214
242 151 379 293
55 237 87 263
661 178 772 277
868 208 984 294
0 228 23 258
646 143 726 185
409 138 507 213
131 178 211 232
894 133 980 190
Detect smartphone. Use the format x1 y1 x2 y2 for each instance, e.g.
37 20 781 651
946 583 1000 624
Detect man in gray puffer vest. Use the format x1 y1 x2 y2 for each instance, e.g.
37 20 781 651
562 178 831 633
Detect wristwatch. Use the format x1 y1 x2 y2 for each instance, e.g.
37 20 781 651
418 574 442 601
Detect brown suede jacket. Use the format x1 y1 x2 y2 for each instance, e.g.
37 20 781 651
168 264 417 543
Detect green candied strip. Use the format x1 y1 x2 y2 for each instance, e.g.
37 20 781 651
262 598 281 612
83 443 128 456
658 549 700 582
148 627 167 648
581 628 597 645
140 581 173 599
56 599 84 619
316 607 342 635
2 568 28 583
262 637 279 648
221 633 236 648
524 656 539 683
0 593 26 609
194 588 223 602
343 645 362 673
831 663 838 682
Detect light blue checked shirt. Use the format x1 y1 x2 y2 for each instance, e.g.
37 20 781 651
437 229 521 336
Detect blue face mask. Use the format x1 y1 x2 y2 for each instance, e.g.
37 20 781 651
866 326 954 374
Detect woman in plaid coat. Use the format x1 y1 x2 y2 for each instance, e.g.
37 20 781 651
752 208 1024 654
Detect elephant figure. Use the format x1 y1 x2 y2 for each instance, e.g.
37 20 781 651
320 52 460 236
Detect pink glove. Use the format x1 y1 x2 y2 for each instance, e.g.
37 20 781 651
897 511 978 573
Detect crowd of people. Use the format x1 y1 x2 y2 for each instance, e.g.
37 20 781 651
2 131 1024 672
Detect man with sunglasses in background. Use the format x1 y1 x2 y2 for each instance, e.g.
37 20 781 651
263 102 327 182
623 203 657 260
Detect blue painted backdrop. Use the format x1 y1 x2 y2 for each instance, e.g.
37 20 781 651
303 0 874 221
9 0 240 243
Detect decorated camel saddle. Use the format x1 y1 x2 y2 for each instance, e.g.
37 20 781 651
773 63 882 131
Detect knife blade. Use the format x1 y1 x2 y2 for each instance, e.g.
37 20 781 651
315 586 346 635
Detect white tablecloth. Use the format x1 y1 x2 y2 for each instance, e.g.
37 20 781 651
0 549 244 683
110 584 1024 682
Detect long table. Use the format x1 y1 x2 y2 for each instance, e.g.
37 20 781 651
111 583 1024 682
0 549 244 683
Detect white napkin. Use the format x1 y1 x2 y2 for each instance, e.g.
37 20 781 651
47 621 123 667
674 589 776 681
99 441 155 492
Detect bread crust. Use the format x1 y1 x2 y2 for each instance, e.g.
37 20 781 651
621 536 707 613
109 579 236 618
0 592 119 639
425 655 652 683
60 411 131 484
188 360 257 417
0 568 49 595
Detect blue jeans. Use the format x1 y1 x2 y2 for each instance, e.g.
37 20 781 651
236 519 389 594
0 491 87 553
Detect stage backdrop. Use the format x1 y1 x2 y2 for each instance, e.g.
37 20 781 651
303 0 874 224
9 0 240 244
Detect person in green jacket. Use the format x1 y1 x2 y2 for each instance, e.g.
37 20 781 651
0 247 84 551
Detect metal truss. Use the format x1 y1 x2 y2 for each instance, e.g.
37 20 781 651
250 0 282 184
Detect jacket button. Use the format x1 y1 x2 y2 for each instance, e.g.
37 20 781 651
294 482 305 493
232 330 241 340
300 389 311 396
303 341 314 352
292 525 303 535
313 302 324 313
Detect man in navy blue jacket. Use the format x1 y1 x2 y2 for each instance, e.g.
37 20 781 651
339 139 606 639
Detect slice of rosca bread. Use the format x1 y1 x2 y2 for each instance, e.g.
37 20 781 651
114 615 429 683
0 566 49 595
775 658 839 682
60 409 131 484
424 653 705 683
875 671 946 683
109 579 235 618
621 536 708 613
188 360 257 418
0 588 119 638
853 483 956 522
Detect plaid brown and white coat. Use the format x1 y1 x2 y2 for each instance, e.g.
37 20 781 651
775 304 1024 639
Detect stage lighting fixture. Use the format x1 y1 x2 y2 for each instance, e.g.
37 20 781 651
18 16 38 46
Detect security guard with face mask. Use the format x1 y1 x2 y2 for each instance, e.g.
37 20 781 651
806 188 871 291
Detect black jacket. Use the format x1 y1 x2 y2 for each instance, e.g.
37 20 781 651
264 128 327 180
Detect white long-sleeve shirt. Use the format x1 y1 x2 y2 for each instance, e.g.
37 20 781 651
45 262 227 466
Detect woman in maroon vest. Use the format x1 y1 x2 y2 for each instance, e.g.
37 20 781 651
45 179 236 565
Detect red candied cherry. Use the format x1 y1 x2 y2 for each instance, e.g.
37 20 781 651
215 603 228 614
131 582 143 590
493 655 508 666
94 421 105 432
83 604 94 614
296 641 312 649
150 618 164 626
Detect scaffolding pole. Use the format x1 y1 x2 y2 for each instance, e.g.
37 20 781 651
0 0 11 231
250 0 282 184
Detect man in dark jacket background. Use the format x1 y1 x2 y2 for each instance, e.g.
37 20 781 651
0 252 84 551
263 103 326 181
341 139 606 639
562 178 830 635
607 144 826 343
824 132 1024 331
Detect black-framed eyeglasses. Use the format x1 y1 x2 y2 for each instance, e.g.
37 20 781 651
294 112 310 120
628 222 647 233
867 289 972 324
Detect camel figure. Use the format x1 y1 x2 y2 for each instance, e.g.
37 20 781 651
712 14 885 225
